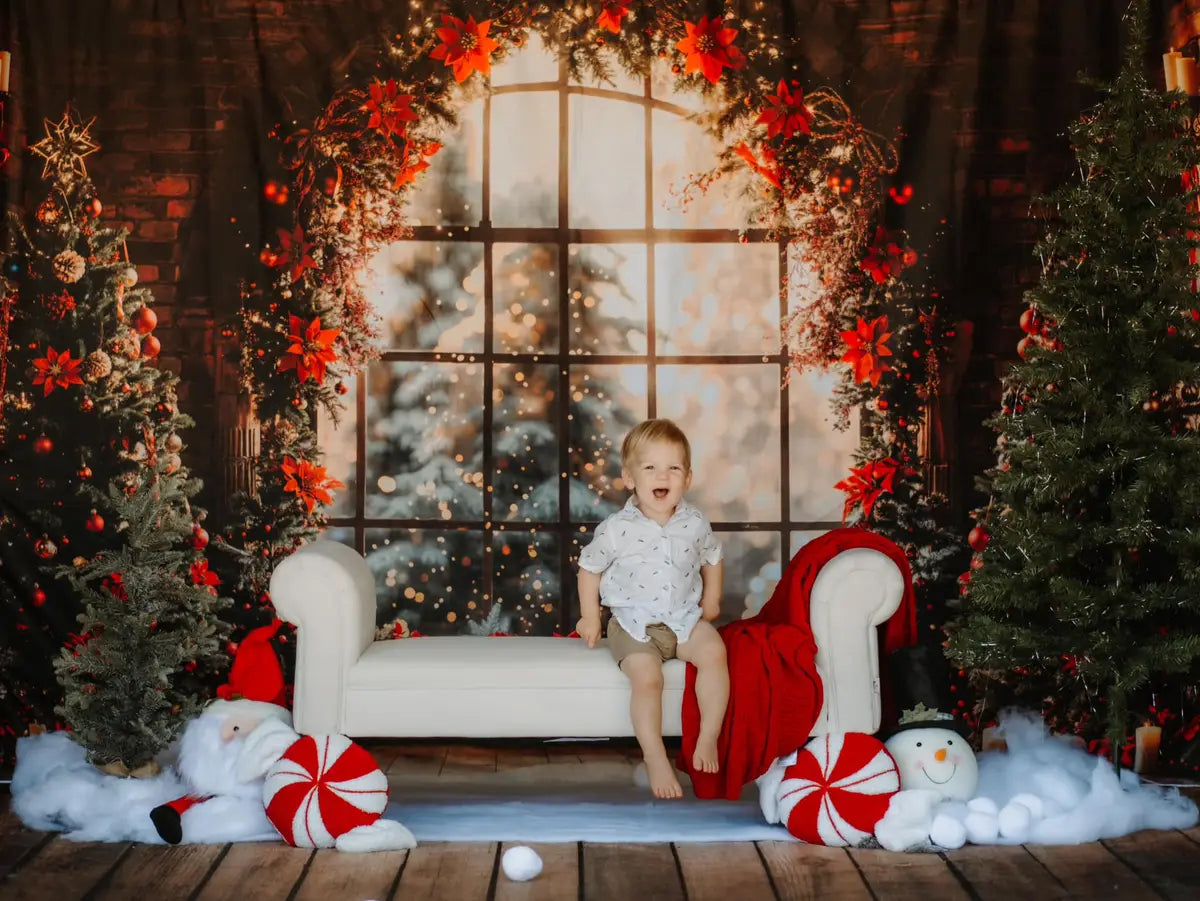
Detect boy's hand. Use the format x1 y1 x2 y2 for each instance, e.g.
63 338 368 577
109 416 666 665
576 615 602 648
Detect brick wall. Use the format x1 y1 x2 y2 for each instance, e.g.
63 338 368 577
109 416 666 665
1 0 1140 527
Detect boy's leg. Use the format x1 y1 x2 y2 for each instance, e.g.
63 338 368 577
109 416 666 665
620 653 683 799
676 619 729 774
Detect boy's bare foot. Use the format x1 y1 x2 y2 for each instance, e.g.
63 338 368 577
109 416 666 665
645 755 683 799
693 736 720 774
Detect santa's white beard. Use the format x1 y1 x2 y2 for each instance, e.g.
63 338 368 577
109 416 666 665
177 714 261 799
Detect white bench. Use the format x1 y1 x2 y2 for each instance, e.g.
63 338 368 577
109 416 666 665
269 539 904 739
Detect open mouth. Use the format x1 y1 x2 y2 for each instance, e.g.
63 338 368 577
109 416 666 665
920 764 957 785
653 488 669 499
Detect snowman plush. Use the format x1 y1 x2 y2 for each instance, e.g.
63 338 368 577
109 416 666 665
875 704 983 851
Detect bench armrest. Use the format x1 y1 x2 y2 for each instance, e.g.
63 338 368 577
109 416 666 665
808 547 904 735
269 539 376 734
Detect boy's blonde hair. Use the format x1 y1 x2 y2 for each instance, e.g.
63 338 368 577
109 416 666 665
621 418 692 473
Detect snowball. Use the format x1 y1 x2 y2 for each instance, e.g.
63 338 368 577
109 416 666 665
1008 793 1045 820
963 811 999 844
502 845 543 882
998 801 1033 841
930 813 967 849
967 797 998 816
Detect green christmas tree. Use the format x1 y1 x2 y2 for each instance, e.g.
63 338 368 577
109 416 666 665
948 6 1200 761
0 108 229 771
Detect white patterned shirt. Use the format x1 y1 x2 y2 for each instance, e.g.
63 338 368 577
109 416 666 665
577 497 723 643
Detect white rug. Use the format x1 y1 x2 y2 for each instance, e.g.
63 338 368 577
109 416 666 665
382 762 792 843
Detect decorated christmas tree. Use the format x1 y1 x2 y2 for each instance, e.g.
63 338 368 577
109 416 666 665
948 6 1200 761
0 109 229 771
831 268 964 632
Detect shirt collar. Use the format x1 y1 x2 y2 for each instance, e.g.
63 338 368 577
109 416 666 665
623 495 693 523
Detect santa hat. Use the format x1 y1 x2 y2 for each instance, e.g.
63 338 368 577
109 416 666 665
205 618 290 723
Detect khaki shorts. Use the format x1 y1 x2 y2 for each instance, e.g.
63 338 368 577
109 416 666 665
606 617 678 666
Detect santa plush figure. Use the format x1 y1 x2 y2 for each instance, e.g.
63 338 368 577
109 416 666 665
149 619 296 844
151 620 415 852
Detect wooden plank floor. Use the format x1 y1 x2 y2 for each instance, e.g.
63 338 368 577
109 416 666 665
2 741 1199 900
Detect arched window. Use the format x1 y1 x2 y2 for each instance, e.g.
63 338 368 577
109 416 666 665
320 38 857 636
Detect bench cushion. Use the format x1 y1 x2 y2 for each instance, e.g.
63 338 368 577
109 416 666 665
349 636 686 691
342 635 686 738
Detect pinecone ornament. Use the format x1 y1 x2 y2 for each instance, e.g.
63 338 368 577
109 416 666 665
52 250 86 284
82 349 114 383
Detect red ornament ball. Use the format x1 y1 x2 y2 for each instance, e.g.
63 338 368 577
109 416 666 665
85 197 103 218
35 537 57 559
191 525 210 549
78 465 92 479
970 555 985 571
85 511 105 533
1016 336 1037 360
132 306 158 335
1019 307 1043 335
80 397 94 413
264 181 281 201
33 588 47 607
141 334 161 358
335 381 349 396
967 526 990 551
33 435 54 455
259 248 279 268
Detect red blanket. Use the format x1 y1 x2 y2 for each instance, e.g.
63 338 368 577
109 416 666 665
678 528 917 800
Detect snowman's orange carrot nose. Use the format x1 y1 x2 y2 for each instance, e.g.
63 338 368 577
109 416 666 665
934 748 948 762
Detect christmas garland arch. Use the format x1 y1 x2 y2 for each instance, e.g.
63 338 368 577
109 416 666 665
222 0 942 617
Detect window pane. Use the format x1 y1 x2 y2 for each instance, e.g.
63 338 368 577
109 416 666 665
569 364 646 519
493 362 559 523
402 99 483 226
493 243 559 353
367 241 484 353
317 377 358 518
569 95 644 228
789 370 858 522
655 243 779 355
658 363 782 522
493 529 561 635
652 110 748 230
365 361 484 520
568 244 647 355
715 530 781 625
491 33 559 86
492 91 558 227
365 528 483 635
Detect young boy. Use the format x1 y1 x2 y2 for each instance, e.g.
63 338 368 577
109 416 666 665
576 419 729 799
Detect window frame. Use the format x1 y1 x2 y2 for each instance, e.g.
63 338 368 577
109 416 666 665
325 56 847 633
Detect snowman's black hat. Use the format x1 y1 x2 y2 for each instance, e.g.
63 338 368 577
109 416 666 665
884 643 971 739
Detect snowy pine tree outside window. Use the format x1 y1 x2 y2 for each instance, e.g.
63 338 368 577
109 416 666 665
318 38 857 637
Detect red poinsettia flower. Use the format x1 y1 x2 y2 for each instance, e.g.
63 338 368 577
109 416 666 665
190 558 221 593
362 78 417 139
839 315 893 386
676 15 745 84
393 141 441 190
278 315 341 384
834 457 900 522
281 456 345 513
860 227 917 284
274 225 318 282
756 80 814 141
31 346 84 396
597 1 632 34
429 14 499 83
734 141 783 189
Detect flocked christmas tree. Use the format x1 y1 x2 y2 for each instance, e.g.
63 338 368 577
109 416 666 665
0 109 229 771
948 5 1200 762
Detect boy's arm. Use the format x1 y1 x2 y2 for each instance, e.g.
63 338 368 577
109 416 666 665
699 559 724 621
576 569 604 647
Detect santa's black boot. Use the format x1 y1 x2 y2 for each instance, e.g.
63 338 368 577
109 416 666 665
150 803 183 844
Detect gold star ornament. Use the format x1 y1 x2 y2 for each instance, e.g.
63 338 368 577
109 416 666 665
30 109 100 185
